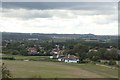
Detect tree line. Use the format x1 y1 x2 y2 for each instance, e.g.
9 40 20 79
2 39 120 61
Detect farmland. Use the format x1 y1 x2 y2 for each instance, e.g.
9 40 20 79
2 32 119 78
2 60 118 78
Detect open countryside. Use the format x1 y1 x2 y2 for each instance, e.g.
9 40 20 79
1 32 120 78
3 60 118 78
1 2 119 79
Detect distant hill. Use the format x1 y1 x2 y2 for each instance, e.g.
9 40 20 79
2 32 118 42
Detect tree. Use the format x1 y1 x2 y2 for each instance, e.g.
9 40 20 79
109 49 118 60
98 48 107 60
98 48 118 60
11 50 20 55
63 49 76 55
20 50 28 56
108 60 116 65
87 51 100 62
2 63 12 79
74 44 89 62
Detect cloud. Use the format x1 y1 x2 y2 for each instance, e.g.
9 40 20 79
2 2 117 19
0 2 118 35
2 9 53 19
1 12 118 35
2 2 117 15
92 15 118 24
2 7 117 19
2 2 117 10
2 9 78 19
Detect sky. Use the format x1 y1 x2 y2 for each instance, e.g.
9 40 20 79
0 2 118 35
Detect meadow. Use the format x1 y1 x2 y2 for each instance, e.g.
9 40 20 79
2 60 118 78
2 55 50 61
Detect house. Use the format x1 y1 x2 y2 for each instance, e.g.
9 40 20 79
57 55 65 61
52 52 60 59
50 49 60 59
50 48 64 59
27 47 37 54
84 38 99 42
89 49 98 52
107 48 112 51
28 38 38 41
58 54 79 63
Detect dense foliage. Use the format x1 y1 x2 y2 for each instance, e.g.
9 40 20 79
2 63 12 78
2 38 120 61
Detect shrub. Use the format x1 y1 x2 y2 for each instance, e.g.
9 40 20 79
2 56 15 60
103 61 108 65
108 60 116 65
2 63 13 79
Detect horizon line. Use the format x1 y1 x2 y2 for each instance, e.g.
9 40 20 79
1 31 118 36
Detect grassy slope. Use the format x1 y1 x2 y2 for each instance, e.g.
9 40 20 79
2 55 50 61
2 55 49 58
62 63 118 78
2 60 118 78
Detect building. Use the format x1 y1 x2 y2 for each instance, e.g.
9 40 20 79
28 38 38 41
27 47 37 54
58 54 79 63
89 49 98 52
50 46 64 59
84 38 99 42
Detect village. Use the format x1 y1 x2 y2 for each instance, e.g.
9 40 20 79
1 40 119 78
1 33 119 78
20 43 119 65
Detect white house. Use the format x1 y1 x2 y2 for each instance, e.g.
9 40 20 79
58 58 62 61
64 59 79 63
58 54 79 63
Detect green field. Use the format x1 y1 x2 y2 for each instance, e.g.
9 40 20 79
2 55 50 61
2 60 118 78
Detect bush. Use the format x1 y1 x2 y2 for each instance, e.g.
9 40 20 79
2 63 13 78
108 60 116 65
116 65 120 68
103 61 108 65
2 56 15 60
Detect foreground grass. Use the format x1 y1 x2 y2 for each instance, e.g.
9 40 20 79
2 60 118 78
